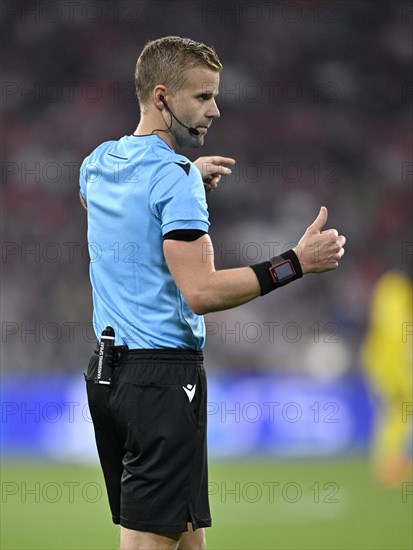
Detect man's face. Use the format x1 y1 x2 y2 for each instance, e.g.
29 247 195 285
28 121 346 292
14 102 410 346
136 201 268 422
167 67 220 149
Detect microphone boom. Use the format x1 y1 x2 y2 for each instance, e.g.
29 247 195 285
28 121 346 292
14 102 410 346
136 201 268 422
160 97 200 136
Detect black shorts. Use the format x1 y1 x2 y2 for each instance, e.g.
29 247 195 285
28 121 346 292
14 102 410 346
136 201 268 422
85 347 211 534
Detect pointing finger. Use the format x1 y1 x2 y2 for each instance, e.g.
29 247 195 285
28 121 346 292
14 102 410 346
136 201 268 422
207 156 236 167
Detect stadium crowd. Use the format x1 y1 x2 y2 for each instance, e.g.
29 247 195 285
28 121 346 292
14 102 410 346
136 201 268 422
2 0 411 375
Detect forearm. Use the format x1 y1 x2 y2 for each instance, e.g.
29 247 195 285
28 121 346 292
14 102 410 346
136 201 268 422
192 266 261 314
164 219 346 317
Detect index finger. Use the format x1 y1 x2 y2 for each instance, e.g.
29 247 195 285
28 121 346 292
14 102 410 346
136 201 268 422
207 156 236 166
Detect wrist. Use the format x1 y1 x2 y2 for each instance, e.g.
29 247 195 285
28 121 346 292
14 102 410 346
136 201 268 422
250 249 303 296
292 245 308 274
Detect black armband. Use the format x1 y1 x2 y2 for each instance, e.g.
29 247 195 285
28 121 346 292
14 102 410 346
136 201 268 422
163 229 207 242
250 249 303 296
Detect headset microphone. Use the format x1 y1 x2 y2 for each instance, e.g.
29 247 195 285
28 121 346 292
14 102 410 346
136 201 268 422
160 96 200 136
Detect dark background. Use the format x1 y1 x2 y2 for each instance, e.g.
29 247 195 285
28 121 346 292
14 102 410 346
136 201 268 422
2 0 412 376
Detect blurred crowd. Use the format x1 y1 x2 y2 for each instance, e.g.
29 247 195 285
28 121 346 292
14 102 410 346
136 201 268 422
2 0 411 375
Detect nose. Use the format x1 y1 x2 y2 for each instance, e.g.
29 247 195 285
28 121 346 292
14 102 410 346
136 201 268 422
208 98 220 119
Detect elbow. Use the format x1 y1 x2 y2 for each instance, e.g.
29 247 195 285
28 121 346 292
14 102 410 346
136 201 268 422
188 298 210 316
192 306 208 316
186 290 215 316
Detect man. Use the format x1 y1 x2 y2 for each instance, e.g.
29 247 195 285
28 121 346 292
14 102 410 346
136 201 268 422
361 271 412 487
80 36 345 550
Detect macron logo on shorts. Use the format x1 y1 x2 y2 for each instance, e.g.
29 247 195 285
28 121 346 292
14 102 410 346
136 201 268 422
182 384 196 403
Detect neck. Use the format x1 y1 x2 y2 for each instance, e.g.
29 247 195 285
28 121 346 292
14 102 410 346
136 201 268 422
134 116 177 151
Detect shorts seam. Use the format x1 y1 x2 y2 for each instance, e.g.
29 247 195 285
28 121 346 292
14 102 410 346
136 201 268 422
119 518 191 532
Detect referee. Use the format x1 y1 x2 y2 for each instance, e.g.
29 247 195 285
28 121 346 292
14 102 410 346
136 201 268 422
80 36 345 550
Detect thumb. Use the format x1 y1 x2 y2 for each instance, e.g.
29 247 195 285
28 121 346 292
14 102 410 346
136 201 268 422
308 206 328 234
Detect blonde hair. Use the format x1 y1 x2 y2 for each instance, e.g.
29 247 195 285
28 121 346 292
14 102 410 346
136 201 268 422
135 36 222 113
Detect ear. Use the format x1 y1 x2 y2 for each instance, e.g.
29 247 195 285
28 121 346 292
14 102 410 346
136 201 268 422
153 85 167 110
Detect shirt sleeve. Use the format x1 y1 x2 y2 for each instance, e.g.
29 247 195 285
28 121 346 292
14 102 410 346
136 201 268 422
150 160 210 236
79 155 90 201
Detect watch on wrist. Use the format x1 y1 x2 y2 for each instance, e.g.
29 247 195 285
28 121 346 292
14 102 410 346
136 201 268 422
269 258 296 286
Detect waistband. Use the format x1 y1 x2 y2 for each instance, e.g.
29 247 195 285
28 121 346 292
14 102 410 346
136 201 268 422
93 342 203 363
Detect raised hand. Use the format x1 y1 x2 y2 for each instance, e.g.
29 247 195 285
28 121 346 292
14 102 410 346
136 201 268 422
193 156 236 192
293 207 346 274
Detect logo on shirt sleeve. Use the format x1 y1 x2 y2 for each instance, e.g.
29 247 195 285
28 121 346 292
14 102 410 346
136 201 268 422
174 161 191 176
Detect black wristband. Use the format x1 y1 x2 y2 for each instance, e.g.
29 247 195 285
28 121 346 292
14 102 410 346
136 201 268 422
250 249 303 296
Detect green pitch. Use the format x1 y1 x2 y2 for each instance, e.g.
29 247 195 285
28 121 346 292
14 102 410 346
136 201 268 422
1 457 411 549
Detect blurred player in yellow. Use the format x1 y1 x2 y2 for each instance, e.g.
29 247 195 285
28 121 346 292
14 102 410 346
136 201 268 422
361 271 413 487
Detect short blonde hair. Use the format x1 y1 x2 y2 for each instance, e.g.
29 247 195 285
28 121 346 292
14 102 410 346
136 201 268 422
135 36 222 113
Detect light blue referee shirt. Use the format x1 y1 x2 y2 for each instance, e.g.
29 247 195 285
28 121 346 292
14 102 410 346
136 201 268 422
79 134 210 349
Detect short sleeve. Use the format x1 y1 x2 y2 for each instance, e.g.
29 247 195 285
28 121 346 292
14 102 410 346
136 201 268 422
79 156 90 201
150 161 210 236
